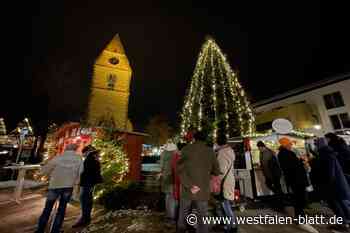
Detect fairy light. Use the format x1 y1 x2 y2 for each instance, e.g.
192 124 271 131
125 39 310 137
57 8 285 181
243 130 314 138
216 55 230 137
92 137 129 200
180 36 255 142
209 41 219 140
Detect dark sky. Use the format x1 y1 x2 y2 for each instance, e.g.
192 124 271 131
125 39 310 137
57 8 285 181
2 1 350 131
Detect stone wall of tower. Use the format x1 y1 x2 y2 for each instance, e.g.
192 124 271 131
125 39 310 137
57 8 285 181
86 35 132 130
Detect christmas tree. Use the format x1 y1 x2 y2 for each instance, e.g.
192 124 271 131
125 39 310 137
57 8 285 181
0 118 6 135
180 36 255 141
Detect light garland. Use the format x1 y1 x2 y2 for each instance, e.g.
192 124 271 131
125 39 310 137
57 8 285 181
180 36 255 142
92 138 129 200
210 42 218 140
243 130 314 138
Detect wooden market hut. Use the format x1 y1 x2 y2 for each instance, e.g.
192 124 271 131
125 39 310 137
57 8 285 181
53 122 147 181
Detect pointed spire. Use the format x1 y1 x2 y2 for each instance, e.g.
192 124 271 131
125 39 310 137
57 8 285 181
105 34 126 54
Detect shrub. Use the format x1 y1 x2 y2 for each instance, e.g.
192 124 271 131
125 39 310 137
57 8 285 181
98 181 164 211
92 138 129 199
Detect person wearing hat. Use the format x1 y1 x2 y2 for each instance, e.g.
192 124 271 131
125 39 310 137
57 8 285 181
160 141 178 225
73 145 103 228
277 137 318 233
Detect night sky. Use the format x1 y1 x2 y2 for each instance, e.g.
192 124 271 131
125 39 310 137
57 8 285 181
2 1 350 132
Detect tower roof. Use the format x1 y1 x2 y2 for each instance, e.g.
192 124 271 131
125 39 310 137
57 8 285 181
105 34 126 54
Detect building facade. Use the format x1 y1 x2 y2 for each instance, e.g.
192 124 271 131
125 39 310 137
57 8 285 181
86 34 132 131
253 74 350 136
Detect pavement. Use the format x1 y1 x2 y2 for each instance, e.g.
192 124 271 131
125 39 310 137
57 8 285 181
0 188 81 233
0 188 348 233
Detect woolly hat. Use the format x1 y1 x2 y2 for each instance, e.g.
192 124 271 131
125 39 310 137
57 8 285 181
279 137 292 147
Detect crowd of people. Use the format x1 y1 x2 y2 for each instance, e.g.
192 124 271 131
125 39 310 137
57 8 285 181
30 130 350 233
34 144 102 233
253 133 350 233
160 131 238 233
160 131 350 233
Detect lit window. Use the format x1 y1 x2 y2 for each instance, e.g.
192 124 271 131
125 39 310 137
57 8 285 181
323 92 345 109
256 121 273 132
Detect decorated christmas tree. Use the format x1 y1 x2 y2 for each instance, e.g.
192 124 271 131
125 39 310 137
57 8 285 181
92 137 129 200
0 118 6 135
180 36 255 141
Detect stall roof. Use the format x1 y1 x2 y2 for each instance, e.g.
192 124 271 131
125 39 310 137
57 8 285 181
54 122 150 138
228 131 314 143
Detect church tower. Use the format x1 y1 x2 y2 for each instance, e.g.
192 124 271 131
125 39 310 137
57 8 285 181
86 34 132 130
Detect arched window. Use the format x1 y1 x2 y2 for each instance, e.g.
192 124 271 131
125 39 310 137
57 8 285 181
107 73 117 90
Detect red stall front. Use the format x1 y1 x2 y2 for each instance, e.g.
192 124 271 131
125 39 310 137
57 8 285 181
53 122 146 181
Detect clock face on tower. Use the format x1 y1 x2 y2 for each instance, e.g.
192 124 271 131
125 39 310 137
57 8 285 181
109 57 119 65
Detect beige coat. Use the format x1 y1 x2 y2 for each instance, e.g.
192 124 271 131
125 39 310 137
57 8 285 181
41 150 82 189
217 145 236 200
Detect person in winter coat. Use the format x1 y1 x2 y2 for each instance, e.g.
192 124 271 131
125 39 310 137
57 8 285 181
216 134 238 233
35 144 82 233
177 131 221 233
277 137 319 233
325 133 350 178
73 147 103 228
257 141 282 195
160 141 178 224
313 137 350 232
170 142 187 223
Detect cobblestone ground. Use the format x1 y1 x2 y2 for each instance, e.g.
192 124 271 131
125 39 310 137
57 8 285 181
0 189 347 233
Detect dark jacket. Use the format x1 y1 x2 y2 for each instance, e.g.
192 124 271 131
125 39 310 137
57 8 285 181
80 153 103 187
260 148 281 182
177 141 221 201
328 139 350 175
313 146 350 201
277 147 308 189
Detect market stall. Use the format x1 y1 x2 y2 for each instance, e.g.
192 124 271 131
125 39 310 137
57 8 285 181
53 122 146 181
248 131 313 198
228 118 315 200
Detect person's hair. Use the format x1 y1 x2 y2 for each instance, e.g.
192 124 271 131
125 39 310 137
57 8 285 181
257 141 266 148
177 142 186 150
325 132 346 145
325 132 339 142
65 143 78 151
193 130 206 141
216 134 227 146
82 145 95 154
87 150 99 158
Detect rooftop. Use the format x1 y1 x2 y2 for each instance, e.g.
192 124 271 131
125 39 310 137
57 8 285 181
252 73 350 108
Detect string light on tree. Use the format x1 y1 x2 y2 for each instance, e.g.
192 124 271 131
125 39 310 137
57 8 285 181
0 118 6 135
180 36 255 142
92 137 129 200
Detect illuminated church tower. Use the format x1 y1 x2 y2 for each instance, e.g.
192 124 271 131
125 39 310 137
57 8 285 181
86 34 132 130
